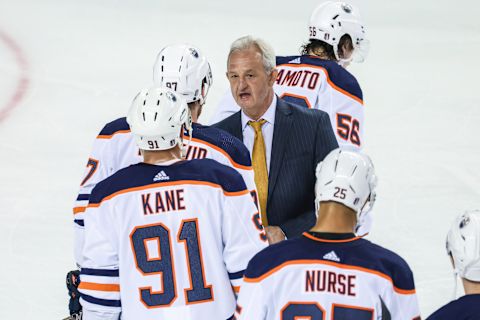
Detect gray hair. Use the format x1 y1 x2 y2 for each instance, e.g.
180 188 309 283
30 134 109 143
228 35 276 73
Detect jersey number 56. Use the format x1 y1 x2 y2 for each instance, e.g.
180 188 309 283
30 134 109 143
336 113 361 147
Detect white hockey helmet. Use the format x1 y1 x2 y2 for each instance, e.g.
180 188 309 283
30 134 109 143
153 44 213 105
308 1 369 63
315 149 377 227
127 87 192 151
446 210 480 282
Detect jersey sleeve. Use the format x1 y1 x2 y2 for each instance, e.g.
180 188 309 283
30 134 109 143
235 280 268 320
73 131 116 265
385 290 421 320
222 188 268 290
381 262 421 320
236 167 258 200
73 126 122 266
208 89 240 125
78 198 122 319
317 75 364 151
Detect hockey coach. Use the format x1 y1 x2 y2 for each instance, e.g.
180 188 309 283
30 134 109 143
214 35 338 243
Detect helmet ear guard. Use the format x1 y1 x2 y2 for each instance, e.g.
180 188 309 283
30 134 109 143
446 210 480 283
314 148 377 230
127 87 191 151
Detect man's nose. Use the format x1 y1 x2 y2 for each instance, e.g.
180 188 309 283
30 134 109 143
238 77 248 90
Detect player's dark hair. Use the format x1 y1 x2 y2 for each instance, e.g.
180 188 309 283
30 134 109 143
301 39 335 59
301 35 353 61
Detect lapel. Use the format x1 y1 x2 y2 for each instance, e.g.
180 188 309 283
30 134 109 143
267 99 293 206
229 111 243 142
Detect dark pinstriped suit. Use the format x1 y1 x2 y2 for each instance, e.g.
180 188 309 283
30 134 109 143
213 97 338 238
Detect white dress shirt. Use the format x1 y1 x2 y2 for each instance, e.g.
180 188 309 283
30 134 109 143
241 95 277 174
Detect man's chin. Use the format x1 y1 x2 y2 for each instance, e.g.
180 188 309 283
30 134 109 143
235 99 253 110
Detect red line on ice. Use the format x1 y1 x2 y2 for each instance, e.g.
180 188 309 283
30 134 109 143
0 29 29 123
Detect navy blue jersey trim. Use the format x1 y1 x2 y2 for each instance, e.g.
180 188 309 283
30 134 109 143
228 270 245 280
81 268 119 277
276 55 363 102
244 235 415 291
426 294 480 319
188 123 252 167
89 160 248 205
76 194 90 201
74 219 84 227
81 293 121 307
98 117 130 136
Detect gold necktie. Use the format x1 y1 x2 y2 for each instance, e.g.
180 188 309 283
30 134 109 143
248 119 268 226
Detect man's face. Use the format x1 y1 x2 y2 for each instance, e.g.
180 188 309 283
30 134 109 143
226 47 277 119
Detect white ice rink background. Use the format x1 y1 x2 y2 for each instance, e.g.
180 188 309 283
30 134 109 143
0 0 479 318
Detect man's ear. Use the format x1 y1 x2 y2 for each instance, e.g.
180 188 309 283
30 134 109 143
268 68 278 86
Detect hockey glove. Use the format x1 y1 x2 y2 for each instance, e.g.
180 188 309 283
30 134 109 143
66 270 82 317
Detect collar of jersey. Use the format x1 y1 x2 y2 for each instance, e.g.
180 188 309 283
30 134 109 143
303 231 360 243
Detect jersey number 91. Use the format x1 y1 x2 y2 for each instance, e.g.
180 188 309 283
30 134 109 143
130 219 213 308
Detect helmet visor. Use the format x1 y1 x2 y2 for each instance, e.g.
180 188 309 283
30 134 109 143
352 38 370 63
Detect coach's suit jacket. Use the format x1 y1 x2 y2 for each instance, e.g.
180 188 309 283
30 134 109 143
213 97 338 238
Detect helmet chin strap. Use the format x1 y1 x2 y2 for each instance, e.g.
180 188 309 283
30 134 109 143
452 268 460 300
180 116 193 159
182 135 192 159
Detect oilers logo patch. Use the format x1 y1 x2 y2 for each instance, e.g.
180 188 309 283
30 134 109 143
342 3 352 13
166 91 177 102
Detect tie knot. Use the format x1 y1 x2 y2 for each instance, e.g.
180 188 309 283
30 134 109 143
248 119 267 132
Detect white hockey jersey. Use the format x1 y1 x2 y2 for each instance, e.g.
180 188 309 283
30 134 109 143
235 232 421 320
211 56 364 150
73 118 258 265
78 159 268 320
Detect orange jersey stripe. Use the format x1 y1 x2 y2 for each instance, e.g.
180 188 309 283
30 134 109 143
97 129 131 139
88 180 250 208
233 286 240 293
243 259 416 295
302 232 361 243
189 137 253 171
280 93 312 108
79 282 120 292
279 63 364 105
73 206 86 215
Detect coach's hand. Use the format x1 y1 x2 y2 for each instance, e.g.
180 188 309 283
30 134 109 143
265 226 286 244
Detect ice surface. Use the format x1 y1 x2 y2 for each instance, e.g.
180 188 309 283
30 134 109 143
0 0 479 318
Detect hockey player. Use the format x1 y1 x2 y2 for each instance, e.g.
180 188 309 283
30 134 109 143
426 210 480 319
68 44 262 318
234 149 421 320
211 1 368 151
73 45 257 241
78 87 267 319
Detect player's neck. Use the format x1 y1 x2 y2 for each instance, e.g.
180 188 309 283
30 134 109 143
310 202 356 234
462 278 480 295
142 146 183 165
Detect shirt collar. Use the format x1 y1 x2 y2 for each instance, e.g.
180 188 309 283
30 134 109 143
241 94 277 131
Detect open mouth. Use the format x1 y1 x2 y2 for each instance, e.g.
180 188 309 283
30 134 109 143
239 93 251 100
